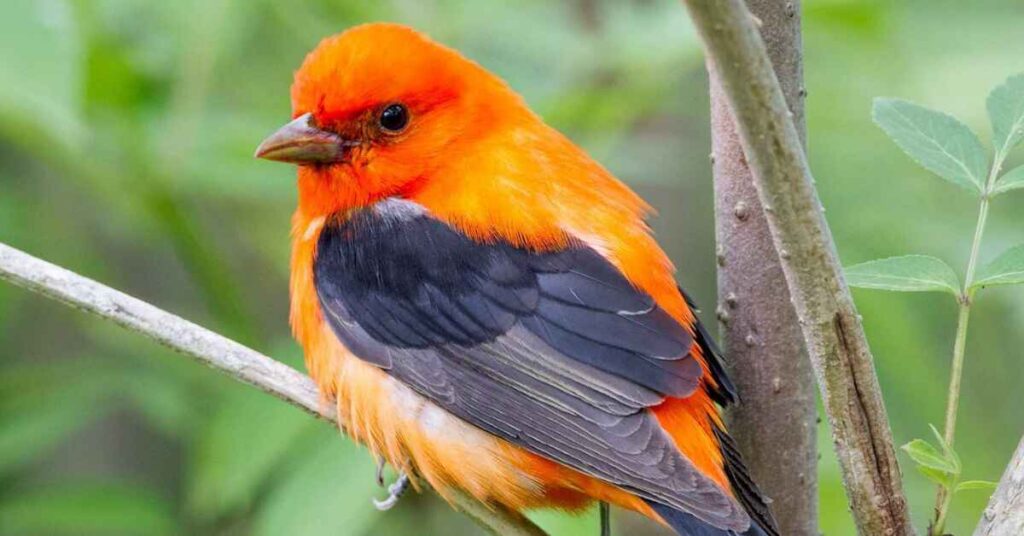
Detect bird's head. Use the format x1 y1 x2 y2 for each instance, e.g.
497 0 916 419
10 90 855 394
255 23 527 210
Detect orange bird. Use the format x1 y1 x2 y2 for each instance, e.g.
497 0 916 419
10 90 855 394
256 23 777 536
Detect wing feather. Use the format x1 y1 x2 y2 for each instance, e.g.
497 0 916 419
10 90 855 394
313 199 749 532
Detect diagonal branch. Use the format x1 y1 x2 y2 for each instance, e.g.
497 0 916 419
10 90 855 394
0 241 546 536
974 436 1024 536
680 1 914 534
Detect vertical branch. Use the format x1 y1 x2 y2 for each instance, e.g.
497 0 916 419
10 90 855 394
710 1 817 534
681 1 914 534
974 436 1024 536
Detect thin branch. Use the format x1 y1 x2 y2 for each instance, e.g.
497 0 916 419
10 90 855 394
0 242 547 536
935 143 1007 534
974 436 1024 536
710 1 817 533
681 1 914 534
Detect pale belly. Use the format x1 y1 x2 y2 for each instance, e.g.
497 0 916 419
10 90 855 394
295 265 654 518
309 322 570 510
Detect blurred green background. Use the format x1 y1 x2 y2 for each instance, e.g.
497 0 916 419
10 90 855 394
1 0 1022 534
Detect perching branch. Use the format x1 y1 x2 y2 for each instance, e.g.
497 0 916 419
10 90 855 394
709 1 817 534
974 435 1024 536
0 242 546 536
681 1 914 535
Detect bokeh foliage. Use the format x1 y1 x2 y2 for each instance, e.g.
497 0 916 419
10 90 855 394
1 1 1022 535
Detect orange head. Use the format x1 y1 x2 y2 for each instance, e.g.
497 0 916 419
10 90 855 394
258 22 659 286
255 23 532 213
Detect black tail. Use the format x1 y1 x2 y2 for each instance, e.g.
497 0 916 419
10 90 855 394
643 424 779 536
646 502 771 536
662 287 778 535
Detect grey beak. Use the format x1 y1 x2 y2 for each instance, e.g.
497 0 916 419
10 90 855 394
254 113 349 164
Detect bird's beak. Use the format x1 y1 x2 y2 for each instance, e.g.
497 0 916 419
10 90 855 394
254 112 348 164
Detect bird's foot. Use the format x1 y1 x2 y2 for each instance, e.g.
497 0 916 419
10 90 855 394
375 457 386 487
373 471 410 511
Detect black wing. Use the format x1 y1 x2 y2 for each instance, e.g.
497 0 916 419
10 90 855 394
313 198 749 532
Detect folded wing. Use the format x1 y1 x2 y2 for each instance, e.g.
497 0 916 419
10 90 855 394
313 198 749 532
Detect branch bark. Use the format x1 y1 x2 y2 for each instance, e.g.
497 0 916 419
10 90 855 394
974 436 1024 536
711 1 817 534
681 1 913 535
0 242 546 536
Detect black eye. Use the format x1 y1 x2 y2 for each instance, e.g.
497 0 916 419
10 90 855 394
379 103 409 132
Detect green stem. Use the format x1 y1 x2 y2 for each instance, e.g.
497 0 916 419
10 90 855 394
942 299 974 448
930 148 1006 536
931 302 971 536
942 198 988 447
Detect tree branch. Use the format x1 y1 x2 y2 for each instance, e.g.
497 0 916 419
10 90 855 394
0 242 547 536
681 1 914 534
974 436 1024 536
711 1 818 534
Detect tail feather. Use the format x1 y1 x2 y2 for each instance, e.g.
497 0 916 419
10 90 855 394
646 501 770 536
660 287 779 536
645 423 780 536
713 425 778 535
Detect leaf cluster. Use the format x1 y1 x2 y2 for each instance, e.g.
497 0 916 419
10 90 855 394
852 74 1024 298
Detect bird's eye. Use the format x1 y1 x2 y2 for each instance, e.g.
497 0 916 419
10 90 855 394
379 103 409 133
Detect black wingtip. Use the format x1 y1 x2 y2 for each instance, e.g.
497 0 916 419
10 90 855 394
678 286 738 406
646 500 771 536
643 416 779 536
712 424 780 536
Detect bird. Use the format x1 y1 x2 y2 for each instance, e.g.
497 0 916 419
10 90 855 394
255 23 778 536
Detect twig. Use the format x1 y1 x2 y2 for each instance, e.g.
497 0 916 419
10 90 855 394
0 241 547 536
709 1 817 533
933 130 1011 535
974 436 1024 536
681 1 914 534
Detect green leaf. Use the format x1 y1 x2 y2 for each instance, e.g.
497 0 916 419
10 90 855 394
528 508 598 536
972 244 1024 289
0 366 116 475
119 369 199 439
845 255 961 294
928 423 960 472
252 431 380 536
186 384 315 519
993 164 1024 195
987 73 1024 156
0 483 178 536
0 0 86 151
917 465 955 489
955 480 998 492
901 439 958 474
873 98 988 193
0 404 95 475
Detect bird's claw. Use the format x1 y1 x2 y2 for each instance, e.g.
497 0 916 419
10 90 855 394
373 472 410 511
375 458 386 487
